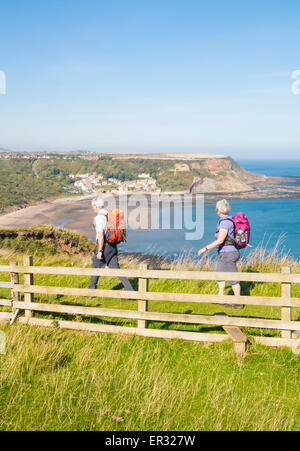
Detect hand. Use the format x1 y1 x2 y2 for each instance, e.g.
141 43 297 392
198 248 207 257
97 251 103 260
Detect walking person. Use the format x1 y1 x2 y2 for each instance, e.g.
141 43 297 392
88 197 134 292
198 199 244 309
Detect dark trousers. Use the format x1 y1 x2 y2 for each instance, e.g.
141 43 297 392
89 244 134 291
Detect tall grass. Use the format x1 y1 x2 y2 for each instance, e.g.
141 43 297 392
0 235 299 431
0 324 299 431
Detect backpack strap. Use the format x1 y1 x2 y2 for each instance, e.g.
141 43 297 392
218 217 236 246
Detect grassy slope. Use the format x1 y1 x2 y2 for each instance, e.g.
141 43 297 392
0 159 64 213
0 234 299 431
0 324 299 431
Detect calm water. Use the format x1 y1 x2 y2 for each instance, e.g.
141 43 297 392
119 160 300 261
120 198 300 260
237 159 300 177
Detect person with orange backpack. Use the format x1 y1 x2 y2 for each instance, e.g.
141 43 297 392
88 197 134 292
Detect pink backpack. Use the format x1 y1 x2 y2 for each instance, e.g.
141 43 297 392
232 213 250 249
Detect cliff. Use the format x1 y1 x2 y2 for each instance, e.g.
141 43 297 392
111 152 266 193
189 156 266 194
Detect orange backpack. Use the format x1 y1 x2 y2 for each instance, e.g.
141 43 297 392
105 209 126 244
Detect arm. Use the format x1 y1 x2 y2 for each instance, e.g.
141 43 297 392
198 228 228 256
96 231 105 260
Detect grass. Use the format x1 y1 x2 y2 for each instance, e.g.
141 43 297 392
0 325 299 431
0 239 299 431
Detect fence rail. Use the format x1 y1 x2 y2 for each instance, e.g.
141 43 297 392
0 256 300 355
7 264 300 283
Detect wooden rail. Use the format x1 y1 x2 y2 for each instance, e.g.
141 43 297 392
0 256 300 355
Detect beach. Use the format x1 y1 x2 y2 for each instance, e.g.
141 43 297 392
0 195 96 237
0 193 174 238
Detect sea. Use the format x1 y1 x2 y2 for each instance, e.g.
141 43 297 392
118 160 300 261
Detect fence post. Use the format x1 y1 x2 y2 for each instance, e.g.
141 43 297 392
281 266 291 339
24 256 34 321
10 262 19 314
138 264 148 329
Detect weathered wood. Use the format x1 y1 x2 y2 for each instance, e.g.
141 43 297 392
12 284 300 308
0 265 11 273
0 312 12 323
253 336 299 348
281 267 292 339
12 301 300 331
0 282 13 289
9 265 300 283
5 260 300 351
223 326 247 355
138 264 148 329
17 316 230 343
233 342 247 355
223 326 247 343
10 262 19 314
24 256 34 321
0 299 12 307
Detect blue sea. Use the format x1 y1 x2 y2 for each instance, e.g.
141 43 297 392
120 160 300 261
237 159 300 177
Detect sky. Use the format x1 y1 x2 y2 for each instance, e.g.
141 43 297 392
0 0 300 158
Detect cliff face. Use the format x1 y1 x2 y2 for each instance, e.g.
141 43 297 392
111 152 266 193
189 157 266 194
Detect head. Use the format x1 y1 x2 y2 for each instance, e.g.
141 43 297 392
216 199 231 218
92 197 105 214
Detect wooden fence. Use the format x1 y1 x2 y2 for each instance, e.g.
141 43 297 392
0 256 300 355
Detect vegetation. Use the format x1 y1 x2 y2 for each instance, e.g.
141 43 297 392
0 159 64 213
1 155 251 213
36 156 209 191
0 226 94 256
0 229 299 431
0 323 299 431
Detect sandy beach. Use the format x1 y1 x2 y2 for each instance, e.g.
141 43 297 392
1 178 300 242
0 193 167 238
0 195 97 237
0 191 205 240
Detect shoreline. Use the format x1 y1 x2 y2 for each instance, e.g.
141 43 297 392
0 182 300 233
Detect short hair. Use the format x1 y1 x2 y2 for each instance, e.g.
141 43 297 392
216 199 231 215
92 197 105 208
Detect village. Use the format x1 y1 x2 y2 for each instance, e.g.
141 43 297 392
70 171 160 193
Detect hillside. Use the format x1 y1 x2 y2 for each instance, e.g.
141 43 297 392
34 152 265 193
0 226 94 256
0 158 64 213
1 152 297 215
109 153 265 193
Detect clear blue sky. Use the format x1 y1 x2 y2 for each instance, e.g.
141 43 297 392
0 0 300 158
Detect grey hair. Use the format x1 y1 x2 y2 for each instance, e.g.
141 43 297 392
92 197 105 208
216 199 231 215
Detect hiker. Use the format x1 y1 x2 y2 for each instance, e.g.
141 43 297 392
88 197 134 292
198 199 244 309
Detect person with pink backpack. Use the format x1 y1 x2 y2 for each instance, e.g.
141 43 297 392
198 199 250 309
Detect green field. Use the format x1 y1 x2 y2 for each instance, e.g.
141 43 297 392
0 239 299 431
